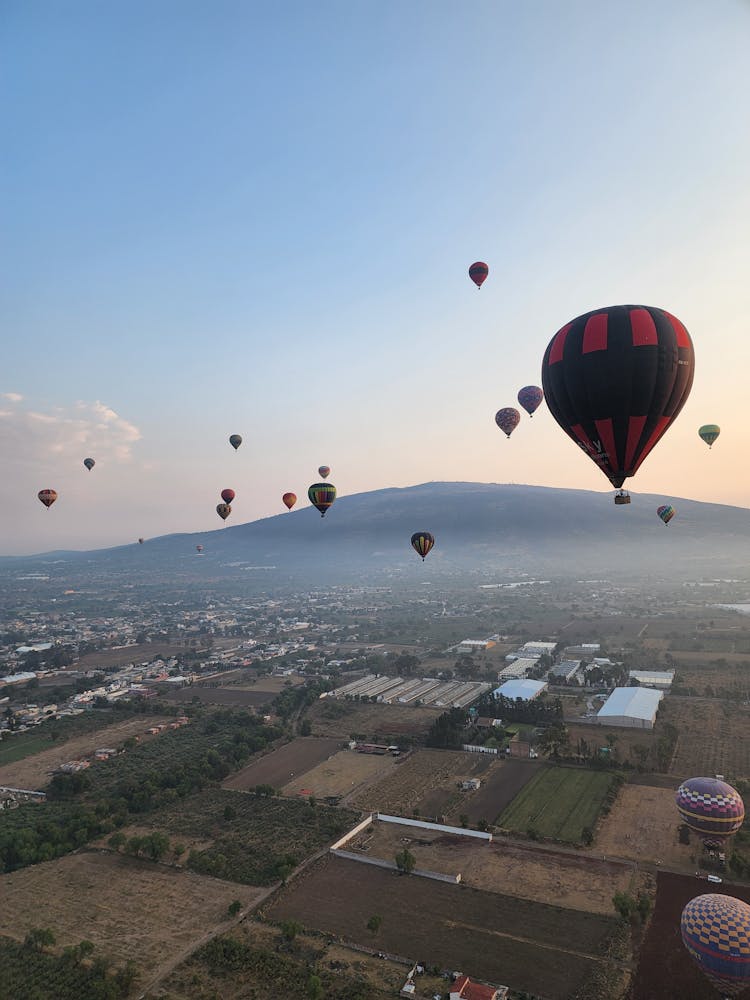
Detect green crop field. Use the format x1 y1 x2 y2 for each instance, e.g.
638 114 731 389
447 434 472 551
0 733 52 767
497 766 618 843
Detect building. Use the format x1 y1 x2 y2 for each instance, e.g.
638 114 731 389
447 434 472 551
628 670 674 690
518 641 556 657
457 639 496 654
564 643 601 658
493 679 548 701
497 657 537 680
450 974 508 1000
549 660 581 682
596 687 664 729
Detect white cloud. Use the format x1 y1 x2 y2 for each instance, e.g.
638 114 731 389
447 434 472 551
0 399 142 465
2 392 23 403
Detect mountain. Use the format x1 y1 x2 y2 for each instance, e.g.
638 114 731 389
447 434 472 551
3 483 750 582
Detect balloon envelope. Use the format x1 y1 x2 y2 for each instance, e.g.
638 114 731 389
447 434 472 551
216 503 232 521
411 531 435 561
308 482 336 517
318 466 331 479
196 544 203 553
83 458 95 471
138 538 144 544
220 488 235 504
38 489 57 508
517 386 544 417
469 261 489 289
282 492 297 510
541 305 695 489
676 777 745 840
657 504 675 525
699 424 720 448
229 434 242 450
681 894 750 997
495 408 521 438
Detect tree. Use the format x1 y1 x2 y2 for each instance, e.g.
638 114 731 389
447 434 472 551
145 831 170 861
307 974 324 1000
395 848 416 875
108 831 126 853
367 914 383 933
223 804 236 822
24 928 55 951
459 814 469 829
299 718 312 736
280 919 302 942
228 900 242 917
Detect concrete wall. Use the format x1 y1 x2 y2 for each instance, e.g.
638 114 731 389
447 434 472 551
331 849 462 883
462 744 498 755
329 813 374 851
376 813 492 842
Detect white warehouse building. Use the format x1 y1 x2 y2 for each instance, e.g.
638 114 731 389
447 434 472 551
596 687 664 729
493 679 548 701
628 670 675 690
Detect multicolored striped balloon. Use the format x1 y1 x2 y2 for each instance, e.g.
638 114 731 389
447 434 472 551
411 531 435 561
657 504 675 525
676 777 745 840
308 483 336 517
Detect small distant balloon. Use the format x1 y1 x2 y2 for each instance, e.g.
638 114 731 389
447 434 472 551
495 408 521 438
318 466 331 479
657 504 675 525
196 544 204 553
138 538 144 545
308 482 336 517
83 458 95 471
216 503 232 521
517 386 544 417
282 492 297 510
38 489 58 509
411 531 435 561
220 488 235 504
229 434 242 451
469 262 489 289
699 424 720 449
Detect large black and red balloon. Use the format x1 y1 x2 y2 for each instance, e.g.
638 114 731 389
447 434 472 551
541 305 694 490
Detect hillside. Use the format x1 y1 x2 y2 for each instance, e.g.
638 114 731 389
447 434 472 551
2 483 750 582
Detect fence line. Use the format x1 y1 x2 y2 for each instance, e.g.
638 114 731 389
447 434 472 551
376 812 492 841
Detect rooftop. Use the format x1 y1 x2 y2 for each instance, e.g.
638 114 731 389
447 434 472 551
597 686 664 721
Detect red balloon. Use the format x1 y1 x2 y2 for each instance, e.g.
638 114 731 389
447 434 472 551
220 488 235 504
38 489 58 509
469 261 488 289
282 492 297 510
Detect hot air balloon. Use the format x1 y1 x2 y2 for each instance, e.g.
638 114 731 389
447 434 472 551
614 491 631 505
681 894 750 997
38 489 58 509
495 408 521 438
83 458 95 471
282 492 297 510
517 386 544 417
229 434 242 451
676 777 745 842
318 466 331 479
657 504 675 525
308 483 336 517
542 305 695 494
138 538 144 544
469 261 488 289
220 488 235 504
196 544 203 553
699 424 720 449
216 503 232 521
411 531 435 561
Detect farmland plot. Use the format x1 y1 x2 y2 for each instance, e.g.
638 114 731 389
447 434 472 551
663 696 750 779
497 766 617 843
0 852 261 984
282 749 395 800
351 749 491 816
306 698 440 739
267 855 619 1000
589 783 692 866
450 758 538 824
222 737 342 791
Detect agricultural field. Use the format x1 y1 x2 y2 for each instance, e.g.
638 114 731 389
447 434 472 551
222 737 342 792
0 715 172 791
351 749 494 817
129 787 358 884
305 697 440 739
631 871 750 999
162 686 277 707
565 722 658 769
155 918 444 1000
448 758 540 824
497 766 619 843
349 819 635 914
661 696 750 780
267 855 621 1000
589 781 693 867
671 653 750 695
0 852 261 987
282 748 396 800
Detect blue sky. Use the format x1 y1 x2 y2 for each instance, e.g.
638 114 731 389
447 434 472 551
2 1 749 554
